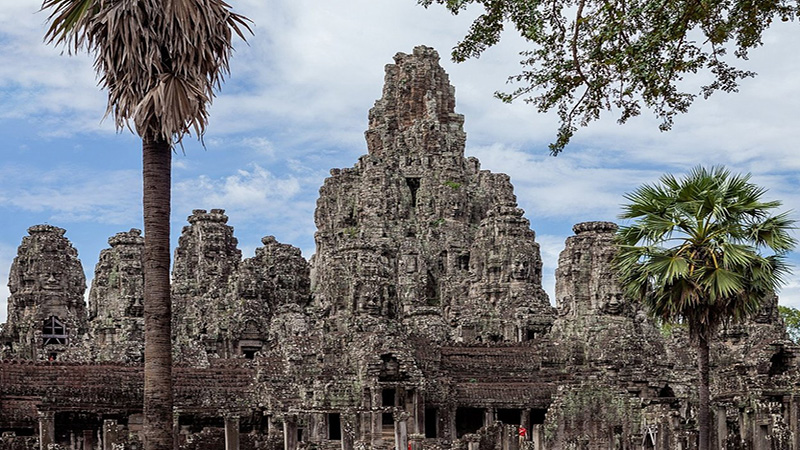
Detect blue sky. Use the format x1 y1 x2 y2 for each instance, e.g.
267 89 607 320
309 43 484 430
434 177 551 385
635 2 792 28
2 0 800 323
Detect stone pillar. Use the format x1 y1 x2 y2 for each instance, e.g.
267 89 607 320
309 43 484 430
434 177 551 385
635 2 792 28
341 413 355 450
716 406 727 450
485 408 495 426
225 416 240 450
532 424 543 450
791 397 800 450
83 429 95 450
412 390 424 435
103 419 119 450
394 411 409 450
447 407 457 441
284 415 298 450
173 412 180 450
39 411 55 450
500 425 509 450
310 413 324 442
742 409 753 447
371 388 383 447
359 388 371 442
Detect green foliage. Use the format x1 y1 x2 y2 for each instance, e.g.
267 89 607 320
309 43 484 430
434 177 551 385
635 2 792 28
443 180 462 189
615 166 796 341
343 227 359 238
418 0 797 154
657 320 687 338
779 306 800 343
544 385 640 443
430 218 446 227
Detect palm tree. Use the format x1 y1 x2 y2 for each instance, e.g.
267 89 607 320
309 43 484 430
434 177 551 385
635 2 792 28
41 1 250 448
614 166 795 450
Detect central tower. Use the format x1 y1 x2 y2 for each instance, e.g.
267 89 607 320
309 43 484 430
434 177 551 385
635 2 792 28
311 46 553 342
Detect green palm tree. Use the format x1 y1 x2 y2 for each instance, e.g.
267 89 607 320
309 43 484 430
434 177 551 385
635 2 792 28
614 166 795 450
41 1 249 448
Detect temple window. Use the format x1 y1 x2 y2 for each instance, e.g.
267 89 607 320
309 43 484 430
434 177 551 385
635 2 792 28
530 409 546 425
769 348 791 376
382 387 396 407
497 409 521 425
328 413 341 440
241 347 260 360
42 316 67 346
457 253 470 271
455 408 484 438
406 178 421 207
424 408 438 438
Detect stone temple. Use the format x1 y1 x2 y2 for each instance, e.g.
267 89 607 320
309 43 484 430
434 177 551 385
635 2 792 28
0 46 798 450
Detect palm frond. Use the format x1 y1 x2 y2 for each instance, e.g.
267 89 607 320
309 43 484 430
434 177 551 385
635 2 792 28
614 165 796 341
42 0 252 144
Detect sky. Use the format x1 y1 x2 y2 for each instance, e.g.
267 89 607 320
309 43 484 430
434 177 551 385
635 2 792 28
1 1 799 323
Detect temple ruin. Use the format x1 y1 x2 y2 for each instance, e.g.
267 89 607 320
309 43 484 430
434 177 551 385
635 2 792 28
1 46 798 450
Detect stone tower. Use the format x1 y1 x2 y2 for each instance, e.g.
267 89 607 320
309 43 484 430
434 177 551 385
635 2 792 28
172 209 242 361
550 221 665 366
0 225 87 360
311 46 553 342
224 235 310 358
87 228 145 362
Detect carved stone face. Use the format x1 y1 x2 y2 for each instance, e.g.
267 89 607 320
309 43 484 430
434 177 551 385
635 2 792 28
357 284 382 316
510 256 531 281
601 293 624 315
40 271 62 291
754 300 775 323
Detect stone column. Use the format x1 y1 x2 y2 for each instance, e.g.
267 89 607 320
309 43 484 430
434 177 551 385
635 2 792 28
394 411 409 450
359 388 372 442
716 406 727 450
284 415 298 450
791 397 800 450
102 419 119 450
484 408 495 427
531 424 543 450
310 413 324 442
412 390 424 435
225 416 240 450
341 413 355 450
371 388 383 447
447 407 457 441
173 412 181 450
83 429 95 450
39 411 55 450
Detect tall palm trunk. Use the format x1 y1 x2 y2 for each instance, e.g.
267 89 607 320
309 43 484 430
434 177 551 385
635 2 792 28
142 135 174 450
696 335 711 450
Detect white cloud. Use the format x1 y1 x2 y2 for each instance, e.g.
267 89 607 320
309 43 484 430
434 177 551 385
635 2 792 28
176 164 300 211
0 165 141 225
535 233 569 305
468 143 662 223
172 163 319 255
